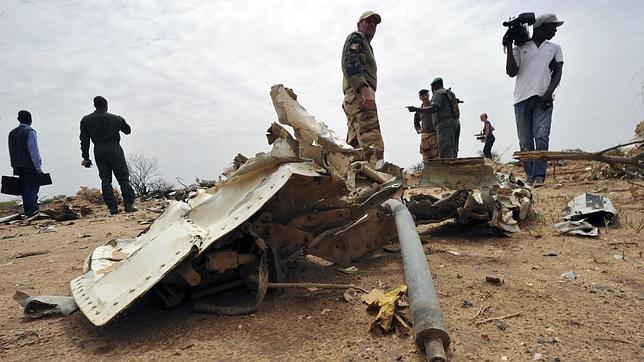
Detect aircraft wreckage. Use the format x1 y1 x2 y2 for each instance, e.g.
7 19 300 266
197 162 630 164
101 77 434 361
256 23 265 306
67 84 532 359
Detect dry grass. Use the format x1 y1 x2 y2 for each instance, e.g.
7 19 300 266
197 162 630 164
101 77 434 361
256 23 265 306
76 186 122 204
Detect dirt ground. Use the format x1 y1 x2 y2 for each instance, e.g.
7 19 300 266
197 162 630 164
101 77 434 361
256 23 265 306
0 161 642 361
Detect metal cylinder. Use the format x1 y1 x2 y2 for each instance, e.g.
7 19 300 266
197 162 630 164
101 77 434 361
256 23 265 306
383 199 450 362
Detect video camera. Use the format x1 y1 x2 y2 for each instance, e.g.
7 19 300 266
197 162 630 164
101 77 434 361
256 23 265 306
502 12 535 46
475 132 485 142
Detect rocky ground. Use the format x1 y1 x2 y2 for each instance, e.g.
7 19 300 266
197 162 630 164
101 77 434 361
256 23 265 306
0 161 642 361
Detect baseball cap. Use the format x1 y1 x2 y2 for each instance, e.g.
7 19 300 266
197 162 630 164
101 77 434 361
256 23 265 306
358 11 381 24
534 14 563 29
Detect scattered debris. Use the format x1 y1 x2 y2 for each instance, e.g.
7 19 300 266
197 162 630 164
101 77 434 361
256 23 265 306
560 271 577 280
474 312 522 326
461 300 473 308
382 243 401 253
13 291 78 318
554 219 598 237
485 276 504 285
495 320 508 331
470 305 490 320
337 266 359 275
538 338 560 345
361 285 411 335
35 225 57 233
10 250 49 259
0 213 21 224
41 204 80 221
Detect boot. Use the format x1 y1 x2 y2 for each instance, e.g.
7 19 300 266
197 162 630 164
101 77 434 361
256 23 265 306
124 204 138 213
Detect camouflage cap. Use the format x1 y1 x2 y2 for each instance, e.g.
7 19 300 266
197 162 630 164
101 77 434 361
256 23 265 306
430 77 443 85
358 11 381 24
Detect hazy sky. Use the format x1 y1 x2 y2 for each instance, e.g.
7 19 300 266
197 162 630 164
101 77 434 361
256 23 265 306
1 0 643 199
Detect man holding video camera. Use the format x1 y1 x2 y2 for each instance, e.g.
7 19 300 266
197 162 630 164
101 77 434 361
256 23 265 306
504 13 564 187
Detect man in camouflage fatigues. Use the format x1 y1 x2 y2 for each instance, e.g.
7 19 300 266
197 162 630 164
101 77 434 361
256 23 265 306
407 77 460 158
341 11 384 165
412 89 438 162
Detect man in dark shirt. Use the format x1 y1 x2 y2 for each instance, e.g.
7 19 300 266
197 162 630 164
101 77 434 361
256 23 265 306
8 110 44 216
80 96 136 214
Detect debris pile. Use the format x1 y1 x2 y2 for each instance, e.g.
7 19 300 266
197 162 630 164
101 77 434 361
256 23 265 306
555 193 617 237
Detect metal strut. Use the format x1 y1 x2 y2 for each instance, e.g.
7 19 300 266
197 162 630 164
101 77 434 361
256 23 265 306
383 199 451 362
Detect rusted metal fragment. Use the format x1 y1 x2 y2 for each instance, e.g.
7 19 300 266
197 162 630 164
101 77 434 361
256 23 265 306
71 163 326 326
308 207 398 266
419 157 498 189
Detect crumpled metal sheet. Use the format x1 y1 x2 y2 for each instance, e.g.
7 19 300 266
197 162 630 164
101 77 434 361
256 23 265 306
71 162 324 326
562 193 617 224
14 291 78 318
554 219 598 237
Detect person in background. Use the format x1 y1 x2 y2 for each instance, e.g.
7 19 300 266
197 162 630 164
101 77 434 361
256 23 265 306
8 110 43 216
80 96 137 214
480 113 495 159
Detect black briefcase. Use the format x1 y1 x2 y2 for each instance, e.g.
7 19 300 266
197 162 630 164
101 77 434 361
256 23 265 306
1 176 21 195
38 173 53 186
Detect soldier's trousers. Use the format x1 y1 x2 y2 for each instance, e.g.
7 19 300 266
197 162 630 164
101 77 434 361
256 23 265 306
342 88 385 163
420 132 438 163
94 143 136 208
435 120 461 159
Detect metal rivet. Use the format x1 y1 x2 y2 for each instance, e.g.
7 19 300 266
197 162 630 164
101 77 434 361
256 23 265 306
113 302 118 306
146 276 151 280
160 264 166 268
129 289 136 293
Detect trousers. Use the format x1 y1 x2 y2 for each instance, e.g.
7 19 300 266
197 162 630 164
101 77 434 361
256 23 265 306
15 168 39 216
342 88 385 163
420 132 438 162
435 119 460 159
94 143 135 208
514 96 553 180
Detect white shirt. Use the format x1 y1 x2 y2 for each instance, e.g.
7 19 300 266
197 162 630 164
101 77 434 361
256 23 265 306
512 40 563 105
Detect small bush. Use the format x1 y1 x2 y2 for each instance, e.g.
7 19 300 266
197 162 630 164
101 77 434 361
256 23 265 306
40 194 67 205
76 186 122 204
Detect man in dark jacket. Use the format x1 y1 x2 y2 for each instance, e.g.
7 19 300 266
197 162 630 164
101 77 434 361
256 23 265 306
8 110 43 216
80 96 136 214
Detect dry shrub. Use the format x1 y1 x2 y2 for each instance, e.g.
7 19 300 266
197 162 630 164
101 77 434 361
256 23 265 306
76 186 122 204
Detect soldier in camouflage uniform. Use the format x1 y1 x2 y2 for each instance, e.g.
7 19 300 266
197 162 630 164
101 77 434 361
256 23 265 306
341 11 384 166
407 78 461 159
412 89 438 162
